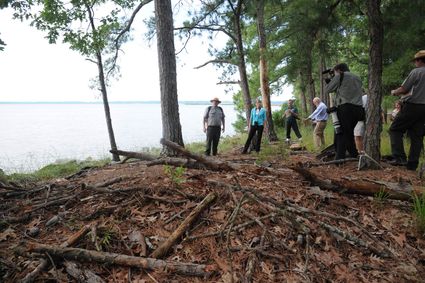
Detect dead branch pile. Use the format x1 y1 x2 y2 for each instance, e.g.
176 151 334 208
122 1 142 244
1 142 424 282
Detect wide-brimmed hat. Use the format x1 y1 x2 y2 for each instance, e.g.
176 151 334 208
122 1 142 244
210 97 221 103
413 50 425 61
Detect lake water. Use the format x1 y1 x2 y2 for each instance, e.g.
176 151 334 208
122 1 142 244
0 103 239 173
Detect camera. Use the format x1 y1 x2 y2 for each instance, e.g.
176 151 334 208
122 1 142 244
326 106 343 134
322 68 335 84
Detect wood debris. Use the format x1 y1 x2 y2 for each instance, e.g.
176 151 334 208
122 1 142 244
0 140 424 282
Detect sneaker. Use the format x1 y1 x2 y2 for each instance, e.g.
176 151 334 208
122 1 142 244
285 138 290 142
298 137 303 141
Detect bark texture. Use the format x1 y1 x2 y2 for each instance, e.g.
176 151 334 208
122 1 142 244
256 0 278 141
364 0 384 166
23 243 216 277
155 0 184 155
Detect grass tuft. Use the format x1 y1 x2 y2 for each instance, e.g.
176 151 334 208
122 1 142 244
412 193 425 235
4 158 110 184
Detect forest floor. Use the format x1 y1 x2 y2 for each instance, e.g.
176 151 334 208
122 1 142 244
1 142 425 282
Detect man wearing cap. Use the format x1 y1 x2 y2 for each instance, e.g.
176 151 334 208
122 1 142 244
389 50 425 171
203 97 225 156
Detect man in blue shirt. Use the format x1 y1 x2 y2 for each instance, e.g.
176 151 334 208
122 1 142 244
306 97 328 148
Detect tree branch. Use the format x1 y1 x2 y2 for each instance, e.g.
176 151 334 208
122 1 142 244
194 59 234 69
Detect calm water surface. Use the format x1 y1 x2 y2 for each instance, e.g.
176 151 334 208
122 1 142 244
0 103 238 173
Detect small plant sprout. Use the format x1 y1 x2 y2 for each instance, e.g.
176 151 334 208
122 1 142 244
374 187 389 203
412 193 425 235
163 165 186 187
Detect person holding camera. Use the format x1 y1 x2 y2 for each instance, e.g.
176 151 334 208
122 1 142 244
389 50 425 171
242 99 266 154
324 63 364 160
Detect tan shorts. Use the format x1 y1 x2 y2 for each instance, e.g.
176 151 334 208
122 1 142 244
354 121 365 137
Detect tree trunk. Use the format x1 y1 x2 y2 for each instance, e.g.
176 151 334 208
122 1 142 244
364 0 384 166
304 39 316 113
256 0 278 141
97 57 120 162
233 0 252 124
155 0 184 155
84 2 120 162
319 56 328 106
298 72 308 115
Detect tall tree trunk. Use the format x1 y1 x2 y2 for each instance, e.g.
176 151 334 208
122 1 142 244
256 0 277 141
155 0 184 155
364 0 384 165
319 56 328 106
305 40 316 113
85 1 119 162
96 52 120 162
232 0 252 124
298 72 308 115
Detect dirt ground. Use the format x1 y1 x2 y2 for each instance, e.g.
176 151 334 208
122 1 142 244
1 146 425 282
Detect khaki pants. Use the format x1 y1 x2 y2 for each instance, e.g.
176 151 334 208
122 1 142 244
313 121 327 148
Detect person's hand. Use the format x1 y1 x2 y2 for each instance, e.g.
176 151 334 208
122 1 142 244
391 90 397 96
203 128 207 133
222 128 225 133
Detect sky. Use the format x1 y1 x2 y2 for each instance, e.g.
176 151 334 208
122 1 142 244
0 2 293 103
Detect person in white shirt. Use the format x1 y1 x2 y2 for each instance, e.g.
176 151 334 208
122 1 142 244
306 97 328 148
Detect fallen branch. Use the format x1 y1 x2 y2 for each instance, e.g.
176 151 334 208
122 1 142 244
64 261 105 283
146 158 206 170
150 192 217 258
290 164 424 201
21 244 216 277
160 138 235 171
319 221 390 258
21 223 94 283
110 149 156 161
306 158 358 167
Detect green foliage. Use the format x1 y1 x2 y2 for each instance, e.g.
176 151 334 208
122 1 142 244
374 187 390 205
5 158 110 183
412 193 425 235
272 108 285 130
163 165 186 187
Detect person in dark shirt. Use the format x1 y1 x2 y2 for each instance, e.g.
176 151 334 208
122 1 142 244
389 50 425 171
284 98 302 142
203 97 225 156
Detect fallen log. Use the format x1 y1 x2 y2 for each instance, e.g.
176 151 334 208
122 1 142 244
21 243 216 277
150 192 217 259
64 261 105 283
290 164 425 201
21 223 94 283
160 138 235 171
110 149 156 161
146 157 207 170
